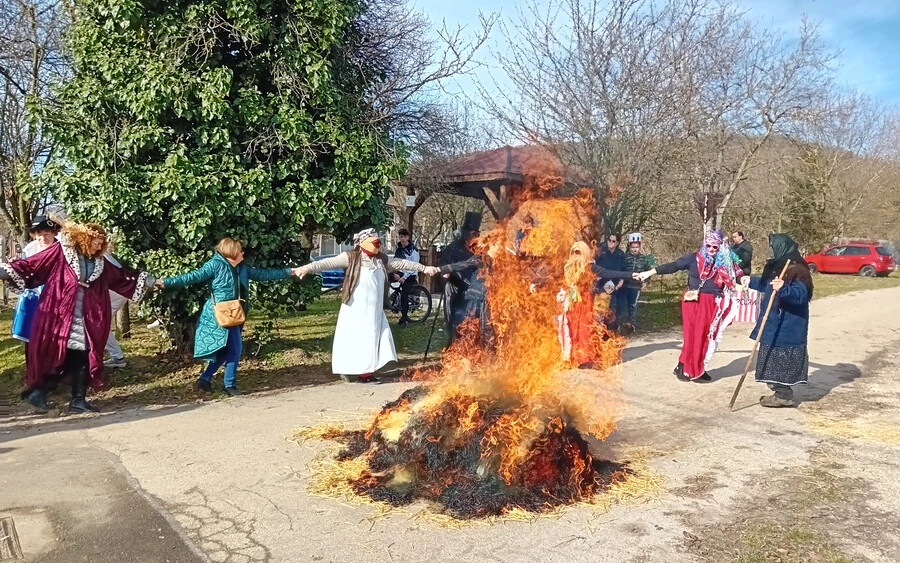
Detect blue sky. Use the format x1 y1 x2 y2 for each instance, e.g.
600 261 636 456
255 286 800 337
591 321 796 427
420 0 900 106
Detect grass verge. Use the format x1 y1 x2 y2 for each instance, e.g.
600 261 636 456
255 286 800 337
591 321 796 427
0 292 448 413
633 271 900 334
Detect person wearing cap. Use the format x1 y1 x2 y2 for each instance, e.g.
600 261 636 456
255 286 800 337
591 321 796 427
635 230 739 383
618 233 653 333
296 229 440 383
11 215 62 345
440 211 483 343
0 222 156 413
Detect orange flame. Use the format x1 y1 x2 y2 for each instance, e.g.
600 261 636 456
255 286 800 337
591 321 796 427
354 162 626 512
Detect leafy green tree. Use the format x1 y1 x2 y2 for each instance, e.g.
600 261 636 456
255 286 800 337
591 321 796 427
41 0 407 349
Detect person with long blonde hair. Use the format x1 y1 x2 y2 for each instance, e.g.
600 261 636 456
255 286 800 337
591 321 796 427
558 241 630 367
0 221 155 413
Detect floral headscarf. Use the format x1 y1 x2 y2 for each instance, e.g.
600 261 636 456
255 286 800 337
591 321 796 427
699 229 739 286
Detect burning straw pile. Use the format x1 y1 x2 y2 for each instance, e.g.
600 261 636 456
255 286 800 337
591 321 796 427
300 181 632 519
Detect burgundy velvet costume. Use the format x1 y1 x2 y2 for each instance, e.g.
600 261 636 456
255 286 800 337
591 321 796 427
1 239 150 390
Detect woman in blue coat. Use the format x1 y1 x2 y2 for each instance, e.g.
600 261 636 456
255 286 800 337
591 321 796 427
746 233 813 408
158 238 298 395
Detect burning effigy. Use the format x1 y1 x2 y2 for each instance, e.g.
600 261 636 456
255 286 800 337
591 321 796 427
299 179 634 519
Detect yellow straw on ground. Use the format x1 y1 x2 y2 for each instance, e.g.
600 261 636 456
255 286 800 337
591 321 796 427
293 425 667 526
807 416 900 446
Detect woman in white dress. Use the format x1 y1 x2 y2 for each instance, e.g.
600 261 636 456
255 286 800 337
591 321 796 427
297 229 439 382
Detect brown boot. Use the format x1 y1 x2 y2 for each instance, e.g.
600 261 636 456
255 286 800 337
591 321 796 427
759 394 796 408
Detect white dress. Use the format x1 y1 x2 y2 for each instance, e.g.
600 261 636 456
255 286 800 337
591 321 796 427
331 259 397 375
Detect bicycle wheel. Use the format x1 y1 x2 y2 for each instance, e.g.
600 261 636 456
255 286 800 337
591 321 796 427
405 285 432 323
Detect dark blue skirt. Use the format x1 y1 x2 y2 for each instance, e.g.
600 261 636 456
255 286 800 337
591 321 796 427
755 343 808 386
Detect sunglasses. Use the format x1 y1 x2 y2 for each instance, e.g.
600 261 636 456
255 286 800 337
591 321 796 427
608 238 618 243
706 244 719 250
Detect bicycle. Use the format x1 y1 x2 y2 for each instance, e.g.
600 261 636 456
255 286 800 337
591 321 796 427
389 275 432 323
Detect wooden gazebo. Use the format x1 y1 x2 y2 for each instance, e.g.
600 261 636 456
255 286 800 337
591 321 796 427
402 145 591 231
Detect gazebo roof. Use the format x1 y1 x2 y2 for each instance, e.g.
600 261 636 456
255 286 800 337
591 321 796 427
401 145 593 226
436 145 591 196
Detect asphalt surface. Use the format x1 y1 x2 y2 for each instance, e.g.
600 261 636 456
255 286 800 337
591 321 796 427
2 286 899 562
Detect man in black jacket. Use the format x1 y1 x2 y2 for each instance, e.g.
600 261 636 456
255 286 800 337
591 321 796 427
732 231 753 274
593 233 627 326
440 212 484 343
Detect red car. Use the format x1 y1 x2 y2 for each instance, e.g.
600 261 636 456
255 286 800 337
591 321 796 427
805 242 895 277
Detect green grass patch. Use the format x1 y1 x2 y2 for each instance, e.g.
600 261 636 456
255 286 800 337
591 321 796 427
633 272 899 334
734 523 854 563
0 291 448 413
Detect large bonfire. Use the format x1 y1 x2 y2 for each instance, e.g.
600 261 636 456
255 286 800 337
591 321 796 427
313 178 627 519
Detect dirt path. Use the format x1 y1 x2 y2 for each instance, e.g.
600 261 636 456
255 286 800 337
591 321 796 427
2 286 899 562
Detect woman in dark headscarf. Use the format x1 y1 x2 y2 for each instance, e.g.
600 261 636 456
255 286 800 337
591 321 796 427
745 233 814 407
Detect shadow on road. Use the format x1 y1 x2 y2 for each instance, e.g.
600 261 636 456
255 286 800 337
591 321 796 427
710 354 862 404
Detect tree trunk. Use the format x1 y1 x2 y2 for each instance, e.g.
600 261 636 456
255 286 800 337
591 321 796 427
116 302 131 339
169 318 197 358
0 236 6 305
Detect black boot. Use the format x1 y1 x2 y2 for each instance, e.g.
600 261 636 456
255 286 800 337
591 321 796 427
68 367 99 414
673 362 689 382
27 389 51 413
691 372 712 383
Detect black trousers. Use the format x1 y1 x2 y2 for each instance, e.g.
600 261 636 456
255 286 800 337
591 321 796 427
399 276 417 318
38 349 89 398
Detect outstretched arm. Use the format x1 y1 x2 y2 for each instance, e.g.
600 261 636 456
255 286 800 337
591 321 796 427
638 252 694 281
440 255 482 275
388 257 426 273
592 265 632 280
0 242 61 290
248 266 292 282
105 260 155 302
295 252 350 277
163 260 216 289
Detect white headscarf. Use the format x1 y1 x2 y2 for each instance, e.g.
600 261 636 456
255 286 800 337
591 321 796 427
352 228 378 246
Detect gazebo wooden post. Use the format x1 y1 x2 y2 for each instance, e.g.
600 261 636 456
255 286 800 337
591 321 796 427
406 191 430 234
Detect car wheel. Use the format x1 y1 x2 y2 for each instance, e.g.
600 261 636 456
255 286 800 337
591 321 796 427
807 263 818 274
859 265 876 277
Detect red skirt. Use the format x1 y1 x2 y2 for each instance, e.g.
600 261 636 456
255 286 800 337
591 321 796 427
559 298 596 365
679 292 721 378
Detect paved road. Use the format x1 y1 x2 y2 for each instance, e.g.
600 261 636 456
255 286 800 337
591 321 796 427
2 286 899 562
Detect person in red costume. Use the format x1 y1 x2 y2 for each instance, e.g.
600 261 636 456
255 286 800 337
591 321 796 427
296 228 439 383
0 222 155 413
636 230 739 382
557 241 615 368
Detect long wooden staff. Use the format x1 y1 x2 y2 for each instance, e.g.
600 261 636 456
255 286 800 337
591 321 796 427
728 260 791 411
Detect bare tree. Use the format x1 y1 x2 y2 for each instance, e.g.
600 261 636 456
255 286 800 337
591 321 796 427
481 0 689 236
0 0 68 245
674 11 835 229
479 0 837 236
394 102 496 246
345 0 497 151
